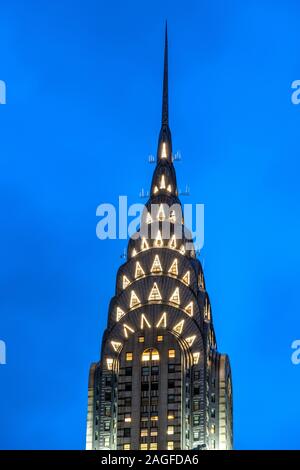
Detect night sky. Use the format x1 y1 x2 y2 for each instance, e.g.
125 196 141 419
1 0 300 449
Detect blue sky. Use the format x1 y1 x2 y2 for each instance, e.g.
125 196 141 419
1 0 300 449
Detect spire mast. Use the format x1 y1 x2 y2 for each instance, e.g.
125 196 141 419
162 22 169 128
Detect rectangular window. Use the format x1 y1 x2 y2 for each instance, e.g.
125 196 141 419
140 429 148 437
126 352 133 361
104 406 111 417
125 382 132 391
157 335 163 342
193 386 200 395
193 431 200 441
168 364 175 373
141 383 149 391
142 367 149 376
150 414 158 421
211 409 215 419
125 367 132 376
193 400 200 411
168 380 175 388
194 371 200 381
193 415 200 426
167 441 174 450
140 444 148 450
151 366 159 376
124 397 131 406
123 444 130 450
168 394 175 404
150 429 158 436
104 436 110 447
150 443 158 450
94 431 98 441
123 428 131 438
124 413 131 423
168 413 174 420
105 377 112 387
168 349 176 358
139 336 145 343
104 391 111 401
167 425 174 435
211 393 215 403
211 424 216 434
104 421 110 431
151 382 158 391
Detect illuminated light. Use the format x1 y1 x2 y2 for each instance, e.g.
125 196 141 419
140 444 148 450
193 352 200 364
135 261 145 278
169 287 180 305
146 212 152 224
130 290 140 308
141 237 149 251
123 323 135 338
185 335 196 347
152 349 159 360
138 336 145 343
160 174 166 189
204 298 211 321
141 313 151 329
151 430 158 436
167 184 172 192
173 319 184 335
170 210 176 223
122 275 130 289
124 416 132 423
157 204 165 221
126 352 133 361
150 443 158 450
142 348 160 362
132 248 137 257
140 429 148 437
156 311 167 328
168 349 176 358
151 415 159 421
180 244 185 255
168 414 175 420
106 358 113 370
116 307 126 321
151 254 162 273
185 301 194 317
182 270 190 285
123 444 130 450
155 230 163 247
167 426 174 435
169 234 177 249
168 258 178 275
148 282 162 301
157 335 163 342
161 142 167 159
111 341 122 352
167 442 174 450
142 349 150 361
153 186 159 194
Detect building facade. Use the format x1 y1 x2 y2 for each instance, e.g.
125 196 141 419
86 27 233 451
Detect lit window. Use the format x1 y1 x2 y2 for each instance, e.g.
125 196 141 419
167 426 174 435
148 282 162 301
161 142 167 159
168 349 176 359
111 341 122 352
157 335 163 342
167 442 174 450
132 248 137 257
122 275 130 289
141 313 151 329
106 358 113 370
156 311 167 328
168 258 178 275
123 323 135 338
150 443 158 450
116 307 125 321
169 235 177 249
152 349 160 361
130 290 140 308
167 184 172 192
168 414 174 420
154 186 158 194
173 319 184 335
193 352 200 364
104 436 110 447
155 230 163 247
169 287 180 305
124 414 132 423
142 349 150 361
140 429 148 437
185 301 193 317
151 255 162 273
138 336 145 343
141 237 149 251
182 270 190 285
123 444 130 450
151 429 158 436
185 335 196 347
126 352 133 361
140 443 148 450
135 261 145 278
211 424 216 434
151 415 158 421
160 174 166 189
157 204 166 221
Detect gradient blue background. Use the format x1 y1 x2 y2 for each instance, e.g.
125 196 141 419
1 0 300 449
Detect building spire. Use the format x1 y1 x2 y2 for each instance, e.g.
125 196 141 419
157 21 172 163
162 21 169 127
